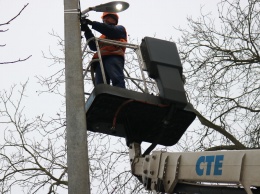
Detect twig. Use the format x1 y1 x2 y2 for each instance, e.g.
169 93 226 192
0 3 29 26
0 55 32 64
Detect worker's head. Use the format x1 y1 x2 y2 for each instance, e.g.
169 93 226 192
101 12 119 25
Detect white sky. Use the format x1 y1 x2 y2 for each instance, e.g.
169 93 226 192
0 0 219 118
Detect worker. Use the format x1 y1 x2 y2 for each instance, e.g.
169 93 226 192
80 12 127 88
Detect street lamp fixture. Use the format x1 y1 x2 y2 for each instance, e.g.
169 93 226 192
81 1 129 15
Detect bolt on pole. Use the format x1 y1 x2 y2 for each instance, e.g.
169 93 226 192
64 0 91 193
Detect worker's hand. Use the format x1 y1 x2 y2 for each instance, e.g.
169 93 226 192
80 18 92 32
80 22 91 32
81 18 93 25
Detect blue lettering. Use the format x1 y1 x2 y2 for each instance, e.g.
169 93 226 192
196 155 224 176
205 156 214 175
214 155 224 175
196 156 205 176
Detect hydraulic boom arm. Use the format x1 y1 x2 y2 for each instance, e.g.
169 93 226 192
129 143 260 194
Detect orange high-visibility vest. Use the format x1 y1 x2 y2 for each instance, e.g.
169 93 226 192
93 34 127 59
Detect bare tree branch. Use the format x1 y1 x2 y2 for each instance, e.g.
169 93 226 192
193 108 246 149
0 3 29 27
0 55 32 64
1 3 31 65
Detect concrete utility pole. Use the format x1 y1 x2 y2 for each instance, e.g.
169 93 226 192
64 0 91 193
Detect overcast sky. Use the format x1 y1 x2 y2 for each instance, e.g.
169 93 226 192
0 0 219 116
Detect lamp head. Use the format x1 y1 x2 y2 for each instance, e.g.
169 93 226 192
81 1 129 15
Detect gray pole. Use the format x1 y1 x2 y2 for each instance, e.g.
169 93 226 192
64 0 91 193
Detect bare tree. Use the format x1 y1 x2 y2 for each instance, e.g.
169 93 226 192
0 81 151 193
177 0 260 150
0 3 32 64
4 0 259 193
0 82 68 193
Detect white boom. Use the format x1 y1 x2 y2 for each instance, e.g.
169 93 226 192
129 143 260 194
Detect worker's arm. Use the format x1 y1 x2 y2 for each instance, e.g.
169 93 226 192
84 30 97 51
81 18 97 51
91 22 126 39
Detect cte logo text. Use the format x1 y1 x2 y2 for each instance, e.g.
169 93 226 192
196 155 224 176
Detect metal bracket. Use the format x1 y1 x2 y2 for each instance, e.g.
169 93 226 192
129 142 142 173
155 153 181 193
64 8 80 14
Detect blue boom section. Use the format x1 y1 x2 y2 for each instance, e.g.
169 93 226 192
85 84 196 146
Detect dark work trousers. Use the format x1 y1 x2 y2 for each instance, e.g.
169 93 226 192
94 55 125 88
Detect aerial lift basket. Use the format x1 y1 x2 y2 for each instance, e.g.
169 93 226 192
85 37 196 146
